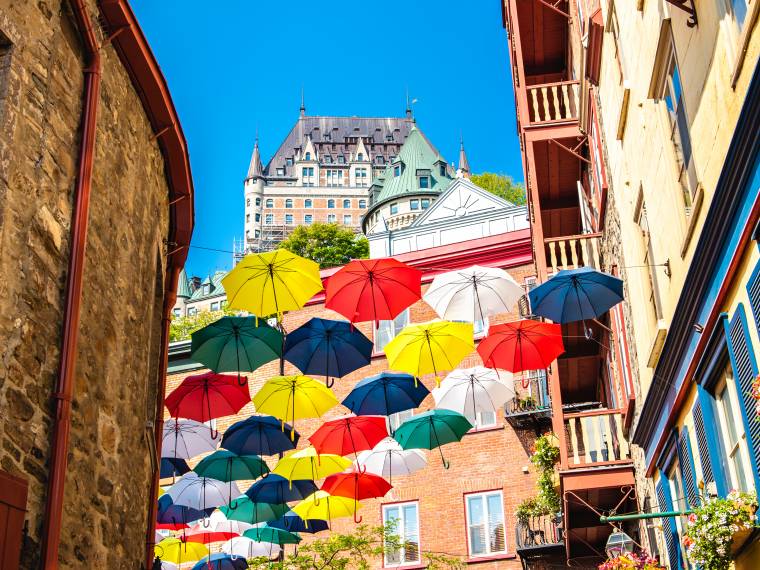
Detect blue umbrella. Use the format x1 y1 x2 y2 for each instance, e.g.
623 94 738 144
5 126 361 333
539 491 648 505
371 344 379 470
157 494 213 527
192 553 248 570
244 474 317 504
270 510 329 534
221 415 299 456
161 457 190 479
528 267 624 324
283 318 373 387
342 372 430 416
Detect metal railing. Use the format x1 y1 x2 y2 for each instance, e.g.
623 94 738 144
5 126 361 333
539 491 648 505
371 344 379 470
564 410 631 467
526 80 580 124
544 232 602 273
506 371 551 416
515 514 564 551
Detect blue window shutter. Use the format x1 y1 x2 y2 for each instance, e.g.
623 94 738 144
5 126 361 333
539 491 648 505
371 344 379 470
656 479 682 569
724 304 760 492
677 427 698 507
748 260 760 334
692 395 728 497
696 383 730 496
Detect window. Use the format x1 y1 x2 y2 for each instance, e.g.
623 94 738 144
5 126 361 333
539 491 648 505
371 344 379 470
418 176 429 189
343 199 351 208
421 199 430 209
305 152 311 160
328 199 335 208
388 409 414 433
607 2 629 85
266 198 274 207
255 197 261 206
302 167 315 186
377 156 385 165
356 167 368 186
285 199 293 208
393 164 402 177
276 168 285 176
326 170 344 187
337 155 345 164
286 157 293 166
357 153 364 161
410 199 419 211
375 309 409 352
254 213 261 222
327 214 336 223
390 203 399 215
285 214 293 225
465 491 506 557
636 201 664 324
304 214 313 225
382 502 420 566
343 214 352 225
172 308 181 317
439 163 447 177
667 463 689 563
246 198 250 206
188 307 198 316
210 302 219 311
359 199 367 208
265 214 273 225
715 363 754 492
305 199 312 208
324 155 331 164
254 229 260 238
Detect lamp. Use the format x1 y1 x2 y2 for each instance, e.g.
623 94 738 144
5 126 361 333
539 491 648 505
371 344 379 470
605 528 634 559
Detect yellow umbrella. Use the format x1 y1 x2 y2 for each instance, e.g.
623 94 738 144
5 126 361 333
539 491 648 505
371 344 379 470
273 447 351 485
155 537 208 565
253 375 339 439
292 491 361 527
222 249 323 318
384 320 474 386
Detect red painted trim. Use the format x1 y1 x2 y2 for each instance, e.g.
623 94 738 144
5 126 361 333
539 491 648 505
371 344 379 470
585 8 604 85
466 554 517 563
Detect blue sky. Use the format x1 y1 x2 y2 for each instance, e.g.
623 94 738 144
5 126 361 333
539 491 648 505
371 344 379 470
130 0 522 277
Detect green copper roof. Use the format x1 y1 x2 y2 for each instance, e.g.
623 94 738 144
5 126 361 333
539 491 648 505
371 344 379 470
374 127 454 203
177 268 193 298
189 271 227 302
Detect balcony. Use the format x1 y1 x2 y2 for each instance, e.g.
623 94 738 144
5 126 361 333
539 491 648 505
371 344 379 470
545 232 602 274
526 81 580 126
515 514 565 560
504 371 552 432
564 410 631 468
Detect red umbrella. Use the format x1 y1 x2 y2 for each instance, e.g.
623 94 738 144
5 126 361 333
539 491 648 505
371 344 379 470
164 372 250 437
309 415 388 458
322 470 392 523
156 521 188 531
183 528 239 544
478 320 564 385
325 259 422 325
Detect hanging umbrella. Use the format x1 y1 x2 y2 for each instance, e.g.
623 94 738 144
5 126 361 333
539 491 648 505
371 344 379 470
432 367 515 428
244 474 318 504
243 523 301 545
477 320 564 378
155 537 209 566
283 318 373 387
161 457 191 480
272 448 351 485
356 438 427 485
157 494 214 529
194 450 269 481
270 510 330 534
219 495 289 525
184 511 253 544
292 491 359 528
191 553 248 570
308 415 388 460
384 320 474 385
527 266 624 324
253 375 338 440
321 471 392 523
165 372 251 437
191 316 283 386
221 415 299 456
168 473 240 511
222 249 323 318
162 419 220 460
342 372 430 417
221 536 281 559
423 265 524 323
156 520 189 532
393 409 472 469
325 258 422 325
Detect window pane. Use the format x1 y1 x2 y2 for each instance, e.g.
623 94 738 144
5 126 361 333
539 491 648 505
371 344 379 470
468 496 484 525
468 496 486 555
402 504 420 562
487 494 506 553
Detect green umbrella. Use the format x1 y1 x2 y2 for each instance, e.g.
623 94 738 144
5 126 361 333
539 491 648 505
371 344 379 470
220 496 289 524
191 316 282 385
194 450 269 481
393 409 472 469
243 524 301 545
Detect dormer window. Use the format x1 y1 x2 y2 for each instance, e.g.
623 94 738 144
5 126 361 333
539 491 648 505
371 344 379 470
324 155 332 163
305 152 311 160
376 156 385 165
393 163 404 177
203 284 211 295
419 176 430 189
286 158 293 166
337 155 345 164
439 163 447 177
357 153 364 161
276 168 285 176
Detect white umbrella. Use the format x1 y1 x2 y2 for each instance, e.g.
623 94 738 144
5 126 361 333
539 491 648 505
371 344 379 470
432 366 515 427
222 536 281 559
356 437 427 485
167 473 239 510
162 419 220 459
184 509 252 541
423 265 524 322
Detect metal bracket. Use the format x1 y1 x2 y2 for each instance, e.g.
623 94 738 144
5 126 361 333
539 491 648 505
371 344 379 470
534 0 571 19
665 0 697 27
548 137 591 164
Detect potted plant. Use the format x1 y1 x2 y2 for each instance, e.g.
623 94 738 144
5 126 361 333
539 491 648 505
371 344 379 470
751 373 760 420
597 551 663 570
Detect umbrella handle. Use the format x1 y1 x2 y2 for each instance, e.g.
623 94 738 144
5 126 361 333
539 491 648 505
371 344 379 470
354 512 363 523
325 377 335 388
442 456 451 470
237 372 247 387
359 463 367 474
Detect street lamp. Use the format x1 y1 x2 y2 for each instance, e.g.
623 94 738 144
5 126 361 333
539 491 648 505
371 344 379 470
606 528 635 559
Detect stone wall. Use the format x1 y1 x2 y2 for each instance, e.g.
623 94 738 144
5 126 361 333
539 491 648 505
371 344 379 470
0 2 172 568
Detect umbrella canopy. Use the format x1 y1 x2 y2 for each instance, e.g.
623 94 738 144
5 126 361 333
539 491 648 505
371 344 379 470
283 318 372 387
253 375 338 440
270 510 330 534
157 494 214 528
244 474 318 504
527 266 624 324
384 320 474 384
356 438 427 484
243 523 301 545
191 554 248 570
168 473 240 510
432 367 515 427
222 249 323 318
219 496 290 525
161 457 191 479
165 372 250 436
155 538 208 565
477 320 564 374
321 471 392 523
184 511 253 544
393 409 473 468
292 491 360 526
194 450 269 482
342 372 430 417
308 415 388 457
162 419 220 460
191 316 282 385
221 415 298 456
325 258 422 324
222 537 281 559
423 265 523 322
272 447 351 483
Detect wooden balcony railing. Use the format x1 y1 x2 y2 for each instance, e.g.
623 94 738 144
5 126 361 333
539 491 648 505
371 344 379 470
544 232 602 273
527 80 580 125
564 410 630 467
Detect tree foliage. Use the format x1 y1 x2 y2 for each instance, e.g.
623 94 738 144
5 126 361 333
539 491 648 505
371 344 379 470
169 308 235 341
471 172 526 205
278 223 369 269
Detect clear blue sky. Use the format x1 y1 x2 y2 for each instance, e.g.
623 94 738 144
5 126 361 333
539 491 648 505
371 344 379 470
130 0 522 277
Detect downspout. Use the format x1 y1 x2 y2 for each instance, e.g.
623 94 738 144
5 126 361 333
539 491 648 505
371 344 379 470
41 0 101 568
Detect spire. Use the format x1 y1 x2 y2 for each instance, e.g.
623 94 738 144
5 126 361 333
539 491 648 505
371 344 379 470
300 87 306 117
405 88 412 119
176 268 192 299
247 137 263 180
457 135 471 179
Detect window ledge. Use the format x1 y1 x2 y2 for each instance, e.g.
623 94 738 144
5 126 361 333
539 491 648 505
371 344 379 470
464 425 504 436
465 553 516 564
382 564 427 570
680 183 704 258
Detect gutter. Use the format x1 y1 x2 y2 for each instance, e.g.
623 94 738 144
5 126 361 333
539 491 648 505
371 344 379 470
40 0 101 567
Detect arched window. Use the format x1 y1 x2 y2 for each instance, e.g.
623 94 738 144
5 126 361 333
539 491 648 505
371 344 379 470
266 198 274 207
357 153 364 161
328 199 335 209
343 199 351 208
255 197 261 206
285 199 293 208
359 199 367 209
305 199 313 208
305 152 311 160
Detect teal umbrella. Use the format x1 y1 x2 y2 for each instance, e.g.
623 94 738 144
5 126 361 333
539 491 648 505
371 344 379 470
243 524 301 545
393 409 472 469
194 450 269 481
219 496 289 525
191 316 282 385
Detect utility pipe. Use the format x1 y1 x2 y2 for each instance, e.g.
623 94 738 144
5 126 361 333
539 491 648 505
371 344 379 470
41 0 102 568
600 510 691 523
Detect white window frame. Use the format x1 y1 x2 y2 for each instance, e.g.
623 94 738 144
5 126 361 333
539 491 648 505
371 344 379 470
285 214 294 225
304 214 313 225
374 309 410 353
387 409 414 433
464 490 507 558
327 214 336 223
715 365 755 492
343 214 352 225
382 501 420 567
265 214 273 225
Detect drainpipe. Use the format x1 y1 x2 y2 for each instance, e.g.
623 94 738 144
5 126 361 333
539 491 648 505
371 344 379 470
40 1 101 568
